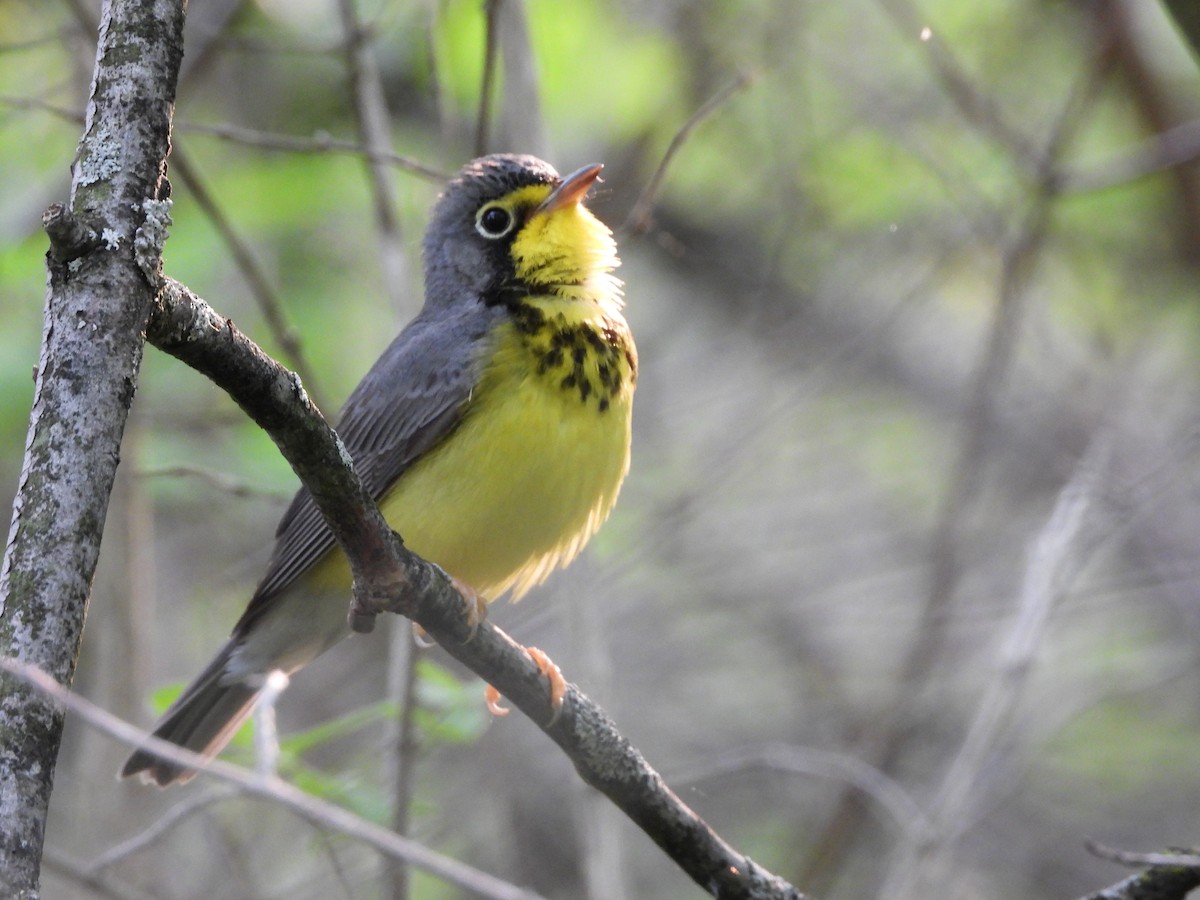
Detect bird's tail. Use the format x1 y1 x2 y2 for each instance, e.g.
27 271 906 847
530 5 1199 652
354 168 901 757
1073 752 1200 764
120 640 260 787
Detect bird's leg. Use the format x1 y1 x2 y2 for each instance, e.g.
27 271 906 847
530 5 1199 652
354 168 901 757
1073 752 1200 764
485 645 566 722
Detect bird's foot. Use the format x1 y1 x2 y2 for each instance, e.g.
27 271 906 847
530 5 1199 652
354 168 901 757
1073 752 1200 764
485 645 566 723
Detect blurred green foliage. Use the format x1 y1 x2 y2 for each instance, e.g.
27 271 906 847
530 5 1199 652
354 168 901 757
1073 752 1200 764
6 0 1200 898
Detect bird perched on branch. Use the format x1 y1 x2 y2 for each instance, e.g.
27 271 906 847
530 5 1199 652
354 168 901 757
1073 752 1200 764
123 154 637 786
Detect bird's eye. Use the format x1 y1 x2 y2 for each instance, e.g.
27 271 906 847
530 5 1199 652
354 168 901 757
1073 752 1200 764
475 204 515 239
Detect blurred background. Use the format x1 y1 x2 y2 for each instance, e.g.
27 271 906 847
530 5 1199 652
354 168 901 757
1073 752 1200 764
4 0 1200 897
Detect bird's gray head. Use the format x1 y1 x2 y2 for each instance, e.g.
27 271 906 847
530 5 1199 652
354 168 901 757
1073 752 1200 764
422 154 562 311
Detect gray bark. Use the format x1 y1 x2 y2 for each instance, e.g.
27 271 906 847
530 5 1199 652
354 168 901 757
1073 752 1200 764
0 0 186 895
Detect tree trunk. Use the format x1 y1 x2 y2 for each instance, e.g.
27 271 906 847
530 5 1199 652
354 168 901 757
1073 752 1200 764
0 0 186 894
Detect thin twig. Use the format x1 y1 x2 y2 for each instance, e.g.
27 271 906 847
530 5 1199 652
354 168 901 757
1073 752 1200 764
169 145 328 410
1086 841 1200 870
803 55 1105 894
385 631 420 900
115 424 155 725
0 28 74 54
878 436 1113 898
175 120 446 180
138 464 292 500
89 787 237 872
669 742 928 840
331 10 422 887
492 0 545 157
41 847 162 900
423 11 454 149
0 658 546 900
306 822 360 899
623 71 756 237
0 93 80 122
0 94 446 180
875 0 1041 174
566 576 627 899
336 0 411 313
1064 117 1200 193
1076 841 1200 900
475 0 502 157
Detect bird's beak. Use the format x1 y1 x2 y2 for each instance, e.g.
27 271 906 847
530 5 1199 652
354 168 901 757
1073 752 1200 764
534 163 604 215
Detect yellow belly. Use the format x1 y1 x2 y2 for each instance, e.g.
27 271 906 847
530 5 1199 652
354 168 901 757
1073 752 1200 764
307 311 634 603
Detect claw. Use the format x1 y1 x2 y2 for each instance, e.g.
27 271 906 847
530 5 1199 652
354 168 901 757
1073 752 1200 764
485 684 509 716
483 647 566 721
450 575 488 640
526 647 566 718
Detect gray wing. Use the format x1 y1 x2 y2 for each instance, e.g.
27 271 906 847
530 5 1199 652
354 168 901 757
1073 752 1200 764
232 303 500 636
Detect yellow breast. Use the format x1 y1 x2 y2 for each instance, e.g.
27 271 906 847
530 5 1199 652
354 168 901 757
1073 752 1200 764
371 295 635 600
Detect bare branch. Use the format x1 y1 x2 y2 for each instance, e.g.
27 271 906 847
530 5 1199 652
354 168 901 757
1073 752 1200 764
0 93 81 121
175 120 446 180
876 0 1041 172
475 0 502 156
147 278 404 625
169 145 328 409
144 278 805 900
802 58 1106 892
88 787 237 872
493 0 545 156
1162 0 1200 59
383 632 420 898
1076 840 1200 900
0 658 545 900
879 435 1115 897
309 2 422 835
623 71 756 237
137 464 291 500
335 0 411 312
1064 117 1200 193
0 93 447 181
669 742 928 840
1086 840 1200 871
40 847 162 900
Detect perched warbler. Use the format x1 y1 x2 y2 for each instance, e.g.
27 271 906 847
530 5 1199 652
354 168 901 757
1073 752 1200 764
123 154 637 785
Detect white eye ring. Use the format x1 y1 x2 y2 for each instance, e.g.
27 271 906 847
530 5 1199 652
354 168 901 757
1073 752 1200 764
475 204 516 239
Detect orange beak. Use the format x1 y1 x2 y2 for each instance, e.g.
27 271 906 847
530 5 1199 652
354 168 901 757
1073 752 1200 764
534 163 604 215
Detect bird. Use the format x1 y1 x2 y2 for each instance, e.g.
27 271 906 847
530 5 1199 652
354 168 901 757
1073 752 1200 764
122 154 637 786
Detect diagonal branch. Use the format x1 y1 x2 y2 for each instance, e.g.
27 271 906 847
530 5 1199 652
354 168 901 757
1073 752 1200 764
878 434 1115 897
623 71 756 238
169 145 329 409
1076 840 1200 900
145 277 805 900
801 53 1106 892
0 658 545 900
